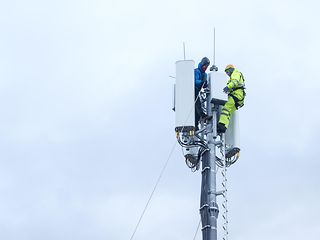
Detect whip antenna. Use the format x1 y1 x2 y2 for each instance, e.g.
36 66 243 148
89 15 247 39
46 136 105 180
210 28 218 72
213 28 216 65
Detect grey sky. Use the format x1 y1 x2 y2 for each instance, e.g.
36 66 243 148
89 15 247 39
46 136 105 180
0 0 319 239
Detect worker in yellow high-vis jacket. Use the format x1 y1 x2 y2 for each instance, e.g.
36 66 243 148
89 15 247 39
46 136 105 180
217 64 246 134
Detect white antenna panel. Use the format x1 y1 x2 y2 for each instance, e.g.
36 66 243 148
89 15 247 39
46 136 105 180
225 110 240 151
209 71 228 101
175 60 195 131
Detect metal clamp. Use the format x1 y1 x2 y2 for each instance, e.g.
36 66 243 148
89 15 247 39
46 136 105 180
202 225 217 231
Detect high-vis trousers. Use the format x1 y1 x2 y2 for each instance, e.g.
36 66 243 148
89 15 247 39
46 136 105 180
218 96 237 128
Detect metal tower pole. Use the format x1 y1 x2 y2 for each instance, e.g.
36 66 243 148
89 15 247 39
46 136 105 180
200 74 219 240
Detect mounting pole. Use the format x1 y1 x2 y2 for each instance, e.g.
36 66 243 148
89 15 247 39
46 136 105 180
200 73 219 240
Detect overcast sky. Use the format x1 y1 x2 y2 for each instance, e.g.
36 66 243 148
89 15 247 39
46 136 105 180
0 0 319 239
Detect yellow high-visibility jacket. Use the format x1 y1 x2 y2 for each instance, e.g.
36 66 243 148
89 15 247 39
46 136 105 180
226 69 245 107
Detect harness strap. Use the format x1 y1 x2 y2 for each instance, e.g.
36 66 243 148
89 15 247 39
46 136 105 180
228 92 245 110
232 86 245 91
228 72 246 109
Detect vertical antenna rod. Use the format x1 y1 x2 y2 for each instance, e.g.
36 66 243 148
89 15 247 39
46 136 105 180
183 42 186 60
213 28 216 65
210 28 218 72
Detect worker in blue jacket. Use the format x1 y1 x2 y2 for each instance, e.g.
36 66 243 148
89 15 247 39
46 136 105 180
194 57 210 130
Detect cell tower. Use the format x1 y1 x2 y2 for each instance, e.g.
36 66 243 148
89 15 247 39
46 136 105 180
173 60 240 240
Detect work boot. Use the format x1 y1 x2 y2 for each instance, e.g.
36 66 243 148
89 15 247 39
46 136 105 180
217 123 227 133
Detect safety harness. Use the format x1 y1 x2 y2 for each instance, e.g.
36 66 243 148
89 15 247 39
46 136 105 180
229 73 246 109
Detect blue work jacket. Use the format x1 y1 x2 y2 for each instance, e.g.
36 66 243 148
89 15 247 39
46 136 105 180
194 62 208 95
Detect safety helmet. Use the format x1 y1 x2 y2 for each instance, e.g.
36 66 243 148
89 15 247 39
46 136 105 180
225 64 235 71
201 57 210 66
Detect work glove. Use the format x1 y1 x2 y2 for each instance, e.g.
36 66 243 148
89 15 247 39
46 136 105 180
223 86 230 93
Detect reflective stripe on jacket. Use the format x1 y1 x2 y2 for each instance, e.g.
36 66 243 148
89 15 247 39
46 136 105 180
227 69 245 108
226 69 244 90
